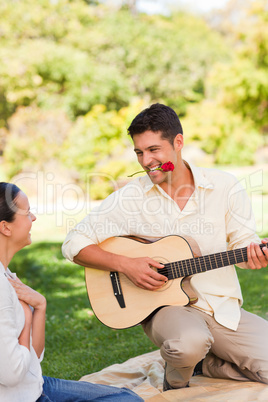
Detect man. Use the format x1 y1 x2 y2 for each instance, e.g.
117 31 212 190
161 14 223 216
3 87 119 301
62 103 268 390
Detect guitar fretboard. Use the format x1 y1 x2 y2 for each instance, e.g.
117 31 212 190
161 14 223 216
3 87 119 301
159 243 267 280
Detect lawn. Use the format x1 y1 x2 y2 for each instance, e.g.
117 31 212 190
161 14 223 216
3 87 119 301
9 237 268 381
9 242 157 380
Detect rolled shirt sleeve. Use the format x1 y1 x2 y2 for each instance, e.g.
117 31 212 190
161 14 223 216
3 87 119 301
62 193 117 261
62 189 136 261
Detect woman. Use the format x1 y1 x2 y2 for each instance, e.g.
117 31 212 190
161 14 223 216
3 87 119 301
0 182 143 402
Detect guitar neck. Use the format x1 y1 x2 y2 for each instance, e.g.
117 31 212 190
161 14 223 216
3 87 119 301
160 243 267 280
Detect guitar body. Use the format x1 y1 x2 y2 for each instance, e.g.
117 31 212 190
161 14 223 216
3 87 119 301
85 235 197 329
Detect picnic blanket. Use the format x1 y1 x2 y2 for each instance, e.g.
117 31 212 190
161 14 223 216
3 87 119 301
80 349 268 401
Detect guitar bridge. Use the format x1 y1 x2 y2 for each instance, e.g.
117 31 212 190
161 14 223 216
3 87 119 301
110 272 126 309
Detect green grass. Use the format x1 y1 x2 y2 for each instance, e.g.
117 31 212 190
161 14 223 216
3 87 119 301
9 238 268 380
9 242 157 380
236 267 268 320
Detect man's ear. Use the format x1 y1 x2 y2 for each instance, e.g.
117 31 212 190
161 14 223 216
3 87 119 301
173 134 183 151
0 221 12 237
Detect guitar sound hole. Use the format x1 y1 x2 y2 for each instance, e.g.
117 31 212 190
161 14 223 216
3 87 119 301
151 256 173 292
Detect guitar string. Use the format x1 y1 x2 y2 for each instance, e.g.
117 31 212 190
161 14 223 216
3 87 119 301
110 243 266 284
111 248 247 286
160 247 248 279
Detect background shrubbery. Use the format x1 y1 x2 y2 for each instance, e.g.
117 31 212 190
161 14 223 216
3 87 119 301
2 0 267 381
0 0 267 198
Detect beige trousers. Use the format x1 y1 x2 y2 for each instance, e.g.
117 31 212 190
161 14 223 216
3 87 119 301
142 306 268 388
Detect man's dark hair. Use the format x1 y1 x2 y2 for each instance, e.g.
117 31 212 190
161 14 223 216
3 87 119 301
127 103 183 145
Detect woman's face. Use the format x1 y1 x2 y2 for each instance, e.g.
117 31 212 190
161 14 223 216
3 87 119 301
10 191 36 249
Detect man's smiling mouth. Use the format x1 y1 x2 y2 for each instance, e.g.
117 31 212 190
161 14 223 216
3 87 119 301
148 164 161 172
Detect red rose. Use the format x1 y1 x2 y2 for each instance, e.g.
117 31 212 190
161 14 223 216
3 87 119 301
161 161 174 172
128 161 174 177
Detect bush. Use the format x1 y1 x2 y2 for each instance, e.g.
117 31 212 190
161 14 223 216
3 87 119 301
182 102 262 165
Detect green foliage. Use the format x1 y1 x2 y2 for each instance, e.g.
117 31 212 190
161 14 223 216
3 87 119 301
182 102 262 165
0 40 131 120
0 1 131 121
88 10 229 113
208 0 268 131
0 0 228 124
0 0 95 43
0 0 268 187
62 102 142 198
3 106 71 178
209 59 268 132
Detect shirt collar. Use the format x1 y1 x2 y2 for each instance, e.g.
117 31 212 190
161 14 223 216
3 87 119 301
185 160 214 190
0 261 13 277
140 160 214 194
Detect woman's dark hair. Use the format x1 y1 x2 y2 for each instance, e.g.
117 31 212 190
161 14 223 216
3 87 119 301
0 182 21 222
127 103 183 145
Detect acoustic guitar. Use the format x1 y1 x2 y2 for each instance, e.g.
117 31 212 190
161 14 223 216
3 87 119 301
84 235 266 329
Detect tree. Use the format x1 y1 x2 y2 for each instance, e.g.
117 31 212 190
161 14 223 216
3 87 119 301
0 0 228 126
62 101 143 198
182 101 262 165
208 0 268 132
3 106 71 178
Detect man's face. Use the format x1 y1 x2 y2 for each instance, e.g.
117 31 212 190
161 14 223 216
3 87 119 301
133 130 178 185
